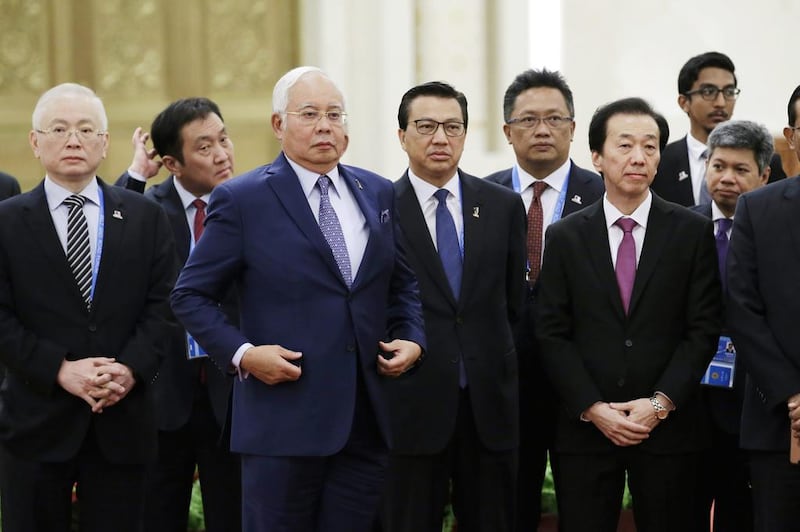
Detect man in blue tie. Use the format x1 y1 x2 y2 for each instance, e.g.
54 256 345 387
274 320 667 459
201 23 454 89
378 81 527 532
171 66 425 532
692 119 771 532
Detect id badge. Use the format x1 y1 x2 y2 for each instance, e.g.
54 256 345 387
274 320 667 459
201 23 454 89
700 335 736 388
186 332 208 360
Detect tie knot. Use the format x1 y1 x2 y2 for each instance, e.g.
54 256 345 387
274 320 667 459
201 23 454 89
434 188 449 205
615 217 637 233
532 180 548 198
64 194 86 209
318 175 331 194
192 198 207 211
717 217 732 235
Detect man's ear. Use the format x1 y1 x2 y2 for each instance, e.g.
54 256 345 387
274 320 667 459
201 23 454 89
678 94 690 114
162 155 181 177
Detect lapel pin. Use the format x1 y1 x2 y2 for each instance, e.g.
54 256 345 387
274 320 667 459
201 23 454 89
355 178 363 190
678 170 689 181
472 206 480 218
571 194 582 205
112 210 123 219
380 209 390 223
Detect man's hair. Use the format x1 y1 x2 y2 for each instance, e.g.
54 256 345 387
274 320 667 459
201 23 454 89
707 120 774 174
502 68 575 122
271 66 346 115
787 84 800 126
588 97 669 153
678 51 737 95
397 81 469 131
32 83 108 131
150 98 223 164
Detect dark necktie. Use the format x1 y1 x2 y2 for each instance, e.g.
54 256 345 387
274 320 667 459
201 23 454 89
192 198 206 243
615 217 637 315
64 194 92 310
527 181 548 283
317 175 352 287
434 189 462 299
716 217 732 292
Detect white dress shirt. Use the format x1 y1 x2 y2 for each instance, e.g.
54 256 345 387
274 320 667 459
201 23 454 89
172 176 211 247
603 191 653 269
44 176 101 260
406 169 463 252
686 133 708 205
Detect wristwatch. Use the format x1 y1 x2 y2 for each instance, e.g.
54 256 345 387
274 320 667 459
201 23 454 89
649 395 669 420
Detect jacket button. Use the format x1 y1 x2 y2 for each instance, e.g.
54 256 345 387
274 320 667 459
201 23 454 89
346 345 356 352
617 378 625 387
624 339 633 347
88 323 97 332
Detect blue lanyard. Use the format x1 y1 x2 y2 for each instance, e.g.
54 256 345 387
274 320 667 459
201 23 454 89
511 165 570 224
90 187 105 300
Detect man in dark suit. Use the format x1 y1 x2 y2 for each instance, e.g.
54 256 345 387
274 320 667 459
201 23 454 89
171 66 426 532
484 68 604 531
0 171 21 199
653 51 785 207
536 97 721 532
727 85 800 532
379 81 526 532
691 119 770 532
0 83 175 532
119 98 241 532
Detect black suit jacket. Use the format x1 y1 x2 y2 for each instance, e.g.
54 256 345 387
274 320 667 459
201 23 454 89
120 173 236 431
728 176 800 451
691 202 745 435
384 171 526 453
0 179 175 462
0 172 21 200
653 136 786 206
536 194 721 453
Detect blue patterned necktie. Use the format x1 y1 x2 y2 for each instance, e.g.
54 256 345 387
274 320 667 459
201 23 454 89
317 175 352 287
434 189 462 299
716 218 732 292
64 194 92 309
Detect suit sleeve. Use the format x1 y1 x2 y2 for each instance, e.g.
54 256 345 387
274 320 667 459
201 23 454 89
506 195 527 324
171 183 248 367
728 195 800 408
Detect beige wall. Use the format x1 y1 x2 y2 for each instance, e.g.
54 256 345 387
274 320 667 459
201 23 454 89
0 0 299 191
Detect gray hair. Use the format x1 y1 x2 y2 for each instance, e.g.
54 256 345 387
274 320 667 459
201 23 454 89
271 66 347 114
32 83 108 131
707 120 774 174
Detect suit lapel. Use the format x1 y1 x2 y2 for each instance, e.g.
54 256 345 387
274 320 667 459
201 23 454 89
92 180 127 308
675 137 694 204
459 172 483 308
266 154 348 287
581 202 626 316
153 177 191 261
782 178 800 253
340 165 377 288
395 174 456 306
563 164 591 217
628 196 672 315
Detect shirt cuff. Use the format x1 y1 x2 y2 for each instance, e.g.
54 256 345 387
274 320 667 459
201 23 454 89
127 168 147 182
232 343 253 381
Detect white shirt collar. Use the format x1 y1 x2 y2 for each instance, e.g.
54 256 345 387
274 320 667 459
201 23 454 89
44 176 101 211
711 201 731 222
407 168 461 206
285 156 342 199
686 133 707 162
516 158 571 193
603 190 652 230
173 176 211 210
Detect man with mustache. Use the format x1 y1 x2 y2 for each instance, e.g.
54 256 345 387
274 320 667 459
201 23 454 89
652 51 785 207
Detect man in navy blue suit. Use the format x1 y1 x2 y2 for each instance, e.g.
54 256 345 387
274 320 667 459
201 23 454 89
171 66 426 532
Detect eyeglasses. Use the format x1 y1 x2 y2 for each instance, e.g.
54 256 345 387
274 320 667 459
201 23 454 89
683 86 741 101
284 110 347 125
505 116 573 129
35 126 106 141
412 119 466 137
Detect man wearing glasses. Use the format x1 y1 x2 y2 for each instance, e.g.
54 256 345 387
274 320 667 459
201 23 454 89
379 81 526 532
652 51 785 207
485 68 604 531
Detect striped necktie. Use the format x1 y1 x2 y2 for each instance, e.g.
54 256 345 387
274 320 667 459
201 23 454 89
64 194 92 309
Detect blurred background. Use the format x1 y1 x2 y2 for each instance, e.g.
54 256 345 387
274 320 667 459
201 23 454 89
1 0 798 191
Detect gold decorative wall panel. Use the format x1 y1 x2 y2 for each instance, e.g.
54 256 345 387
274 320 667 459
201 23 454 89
0 0 298 191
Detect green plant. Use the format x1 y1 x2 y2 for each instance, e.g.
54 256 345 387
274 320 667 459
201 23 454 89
188 476 205 532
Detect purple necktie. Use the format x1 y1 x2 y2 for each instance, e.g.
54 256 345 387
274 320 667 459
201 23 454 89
615 217 637 314
715 218 732 292
317 176 352 287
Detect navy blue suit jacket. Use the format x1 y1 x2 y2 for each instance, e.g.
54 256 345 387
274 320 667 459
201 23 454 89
654 136 786 207
728 176 800 451
171 153 425 456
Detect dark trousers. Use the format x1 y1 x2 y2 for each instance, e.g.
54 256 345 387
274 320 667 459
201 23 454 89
142 392 241 532
749 451 800 532
240 377 387 532
551 448 706 532
0 422 146 532
702 426 752 532
379 389 518 532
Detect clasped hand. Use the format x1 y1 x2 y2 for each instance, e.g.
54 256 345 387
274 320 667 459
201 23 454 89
57 357 136 413
584 398 659 447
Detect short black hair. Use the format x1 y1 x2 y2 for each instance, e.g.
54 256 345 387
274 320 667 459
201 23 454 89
397 81 468 130
502 68 575 122
678 51 737 95
151 97 223 164
788 85 800 126
588 97 669 153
